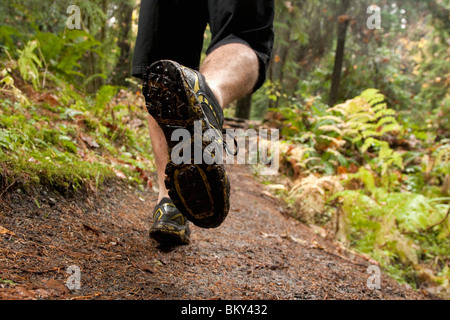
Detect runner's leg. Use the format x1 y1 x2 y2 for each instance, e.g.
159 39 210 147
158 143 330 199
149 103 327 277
133 0 208 202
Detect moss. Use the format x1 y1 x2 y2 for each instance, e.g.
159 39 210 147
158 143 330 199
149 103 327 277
0 80 154 195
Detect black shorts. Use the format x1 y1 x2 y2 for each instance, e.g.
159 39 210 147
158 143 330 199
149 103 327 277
132 0 274 92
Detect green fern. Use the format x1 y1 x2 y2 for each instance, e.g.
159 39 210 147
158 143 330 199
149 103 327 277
330 89 402 143
329 89 404 180
16 40 42 90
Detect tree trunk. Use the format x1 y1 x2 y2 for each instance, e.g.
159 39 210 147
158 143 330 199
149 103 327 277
328 0 351 107
235 95 253 119
111 0 134 86
268 0 294 110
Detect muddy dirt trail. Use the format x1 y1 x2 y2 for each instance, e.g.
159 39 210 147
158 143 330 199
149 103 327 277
0 164 431 300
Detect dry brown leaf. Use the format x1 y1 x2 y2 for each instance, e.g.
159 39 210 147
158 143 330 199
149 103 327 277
113 169 127 179
0 225 16 236
80 133 99 148
134 261 155 273
38 92 60 106
261 190 275 199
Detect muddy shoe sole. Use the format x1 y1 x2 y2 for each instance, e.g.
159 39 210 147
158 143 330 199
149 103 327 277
143 60 230 229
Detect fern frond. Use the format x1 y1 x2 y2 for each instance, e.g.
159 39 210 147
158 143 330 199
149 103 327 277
372 103 388 112
380 123 401 135
317 115 344 123
361 130 380 139
325 148 344 158
376 116 398 127
361 137 379 153
318 125 343 135
319 135 347 147
374 109 397 119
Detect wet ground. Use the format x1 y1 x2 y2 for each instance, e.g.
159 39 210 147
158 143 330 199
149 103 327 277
0 164 431 300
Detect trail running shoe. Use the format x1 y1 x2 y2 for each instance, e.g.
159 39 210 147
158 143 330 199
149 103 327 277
143 60 230 229
149 198 191 245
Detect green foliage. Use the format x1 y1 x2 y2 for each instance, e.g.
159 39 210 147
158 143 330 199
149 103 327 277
16 40 42 90
0 68 30 106
0 101 105 191
0 0 135 91
278 94 349 175
433 140 450 177
279 89 403 177
0 26 24 52
279 88 449 291
330 89 405 187
1 25 104 90
331 89 402 142
0 45 154 193
94 85 119 115
415 17 450 113
331 168 450 287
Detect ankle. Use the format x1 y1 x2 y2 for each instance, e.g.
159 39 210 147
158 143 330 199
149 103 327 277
204 80 225 108
157 193 170 204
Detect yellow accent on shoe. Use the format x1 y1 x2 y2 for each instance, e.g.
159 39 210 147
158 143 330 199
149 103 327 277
154 208 163 221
